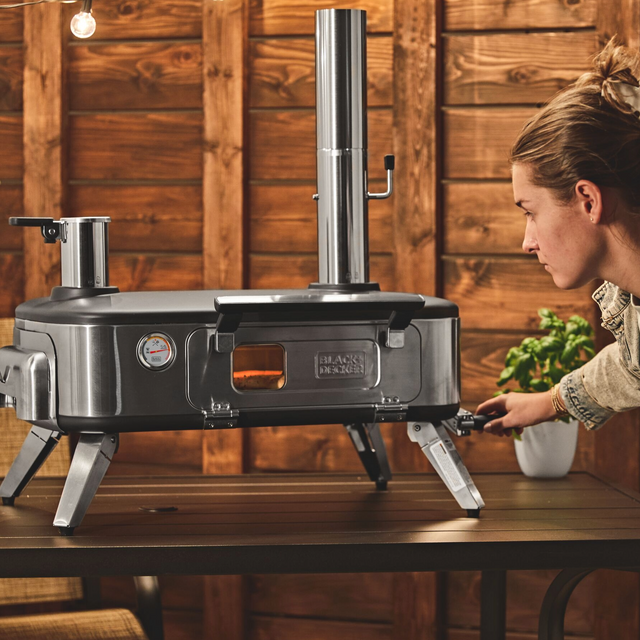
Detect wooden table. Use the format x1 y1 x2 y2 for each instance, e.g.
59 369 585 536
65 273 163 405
1 472 640 640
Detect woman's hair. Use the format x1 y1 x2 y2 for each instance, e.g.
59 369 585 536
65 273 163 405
510 37 640 213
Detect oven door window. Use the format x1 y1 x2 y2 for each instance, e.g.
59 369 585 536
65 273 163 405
232 344 286 391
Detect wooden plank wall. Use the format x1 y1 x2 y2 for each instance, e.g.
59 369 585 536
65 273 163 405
441 1 600 638
1 0 637 638
0 9 24 316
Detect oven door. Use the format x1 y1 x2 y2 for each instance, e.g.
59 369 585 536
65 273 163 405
186 322 422 426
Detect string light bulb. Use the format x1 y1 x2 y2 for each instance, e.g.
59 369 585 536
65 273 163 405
70 0 95 38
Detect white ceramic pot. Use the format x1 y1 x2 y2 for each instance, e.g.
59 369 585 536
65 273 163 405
514 419 579 478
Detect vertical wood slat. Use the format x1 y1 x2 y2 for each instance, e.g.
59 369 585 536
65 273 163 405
201 1 247 639
593 3 640 638
23 3 66 299
393 0 440 297
392 1 442 638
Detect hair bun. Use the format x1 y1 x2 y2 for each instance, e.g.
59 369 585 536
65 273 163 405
591 37 640 114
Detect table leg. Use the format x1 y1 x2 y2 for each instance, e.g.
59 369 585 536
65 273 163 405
538 568 594 640
481 570 506 640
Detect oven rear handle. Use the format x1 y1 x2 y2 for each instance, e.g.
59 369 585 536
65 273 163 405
212 293 425 353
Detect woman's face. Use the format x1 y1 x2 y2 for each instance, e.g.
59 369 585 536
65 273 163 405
512 163 601 290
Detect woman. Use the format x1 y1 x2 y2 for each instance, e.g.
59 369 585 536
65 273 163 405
477 38 640 437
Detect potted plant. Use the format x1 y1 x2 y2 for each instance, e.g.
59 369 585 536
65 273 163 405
495 309 595 478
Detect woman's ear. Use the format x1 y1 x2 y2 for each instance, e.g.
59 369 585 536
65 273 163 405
574 180 603 224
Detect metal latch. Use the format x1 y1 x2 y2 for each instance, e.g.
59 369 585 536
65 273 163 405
203 402 239 429
374 396 408 422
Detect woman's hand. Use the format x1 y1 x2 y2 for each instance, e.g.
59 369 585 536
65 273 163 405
475 391 558 437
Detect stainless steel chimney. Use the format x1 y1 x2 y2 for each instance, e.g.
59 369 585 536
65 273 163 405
314 9 393 288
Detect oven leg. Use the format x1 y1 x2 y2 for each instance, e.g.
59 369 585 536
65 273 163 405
408 422 485 514
0 426 62 505
345 423 392 490
53 433 119 536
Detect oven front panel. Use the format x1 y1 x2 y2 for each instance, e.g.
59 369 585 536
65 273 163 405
186 322 422 411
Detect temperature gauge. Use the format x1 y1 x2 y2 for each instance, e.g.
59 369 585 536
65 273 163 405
137 333 176 371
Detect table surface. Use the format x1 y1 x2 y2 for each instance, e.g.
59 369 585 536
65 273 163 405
2 472 640 578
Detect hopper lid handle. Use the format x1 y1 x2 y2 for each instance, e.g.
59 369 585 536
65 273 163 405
9 217 63 244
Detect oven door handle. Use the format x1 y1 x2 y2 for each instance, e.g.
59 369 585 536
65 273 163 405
212 292 425 353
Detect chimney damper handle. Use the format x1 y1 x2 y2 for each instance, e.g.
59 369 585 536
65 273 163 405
367 155 395 200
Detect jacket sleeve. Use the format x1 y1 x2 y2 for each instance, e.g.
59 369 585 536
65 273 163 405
559 341 640 430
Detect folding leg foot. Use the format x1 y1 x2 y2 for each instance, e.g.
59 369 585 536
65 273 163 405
2 497 15 506
467 509 480 518
59 527 75 537
53 433 118 534
408 422 485 513
0 426 62 504
345 423 392 490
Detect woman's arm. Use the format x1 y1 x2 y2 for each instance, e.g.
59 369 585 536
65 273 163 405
560 341 640 430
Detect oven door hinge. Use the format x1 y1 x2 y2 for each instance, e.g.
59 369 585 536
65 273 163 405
203 402 239 429
374 397 408 422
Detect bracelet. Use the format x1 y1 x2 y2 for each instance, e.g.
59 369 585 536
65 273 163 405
550 384 570 417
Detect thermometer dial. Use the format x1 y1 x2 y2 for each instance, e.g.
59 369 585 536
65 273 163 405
137 333 176 370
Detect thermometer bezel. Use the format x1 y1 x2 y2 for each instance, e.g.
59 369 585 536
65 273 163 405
137 332 176 371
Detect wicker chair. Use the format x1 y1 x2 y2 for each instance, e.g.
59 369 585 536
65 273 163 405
0 318 163 640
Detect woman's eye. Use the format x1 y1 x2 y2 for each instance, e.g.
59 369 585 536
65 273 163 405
524 211 533 218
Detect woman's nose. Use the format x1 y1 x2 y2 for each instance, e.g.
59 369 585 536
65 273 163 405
522 226 539 253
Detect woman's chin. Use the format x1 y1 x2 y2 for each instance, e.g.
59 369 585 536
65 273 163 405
550 271 582 290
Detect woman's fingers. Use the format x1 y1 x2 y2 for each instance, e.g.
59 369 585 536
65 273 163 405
475 395 507 415
484 416 506 434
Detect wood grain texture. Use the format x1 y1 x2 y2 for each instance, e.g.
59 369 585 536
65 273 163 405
203 575 244 640
63 0 203 40
0 11 21 42
249 615 392 640
393 0 440 298
202 4 247 637
443 257 598 331
250 109 392 181
249 0 393 36
249 424 395 472
250 183 392 253
68 185 202 252
444 108 536 179
597 0 640 49
0 46 22 111
250 37 392 108
202 0 245 291
110 253 202 291
461 331 532 404
0 186 23 251
448 630 590 640
69 42 203 110
393 573 442 640
68 113 203 180
0 254 24 317
444 32 597 105
249 573 393 622
23 3 65 299
447 570 595 635
249 253 395 291
444 0 597 31
108 431 203 473
444 182 525 255
0 115 22 179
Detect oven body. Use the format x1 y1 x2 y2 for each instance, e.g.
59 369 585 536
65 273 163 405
11 289 460 434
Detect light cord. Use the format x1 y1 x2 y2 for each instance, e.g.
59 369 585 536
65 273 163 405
0 0 77 8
